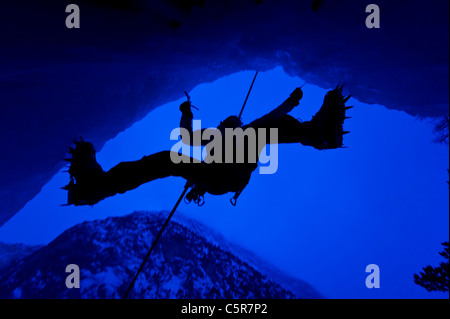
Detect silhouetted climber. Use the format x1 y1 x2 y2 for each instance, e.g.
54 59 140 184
63 85 351 206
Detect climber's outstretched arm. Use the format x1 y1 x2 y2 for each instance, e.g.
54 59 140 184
179 101 216 146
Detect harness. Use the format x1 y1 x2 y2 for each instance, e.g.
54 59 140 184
230 189 243 206
184 184 245 207
184 184 206 206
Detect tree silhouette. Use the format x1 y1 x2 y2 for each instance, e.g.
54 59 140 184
413 115 449 293
433 114 449 145
414 242 449 292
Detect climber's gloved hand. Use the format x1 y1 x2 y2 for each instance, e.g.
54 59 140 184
289 87 304 106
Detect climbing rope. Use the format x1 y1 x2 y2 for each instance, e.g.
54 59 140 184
122 181 191 299
238 71 258 121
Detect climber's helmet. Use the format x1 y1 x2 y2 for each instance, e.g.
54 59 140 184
217 115 242 131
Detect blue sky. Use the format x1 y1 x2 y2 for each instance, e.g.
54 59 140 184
0 67 448 299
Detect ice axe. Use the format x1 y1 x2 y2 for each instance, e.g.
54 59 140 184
184 91 199 110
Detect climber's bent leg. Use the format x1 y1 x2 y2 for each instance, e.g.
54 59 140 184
65 146 209 206
104 151 206 195
252 86 350 150
276 115 346 150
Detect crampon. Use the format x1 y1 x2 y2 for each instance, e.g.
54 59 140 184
307 84 352 150
62 138 107 206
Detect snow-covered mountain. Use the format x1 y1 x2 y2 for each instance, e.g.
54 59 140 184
0 211 321 299
0 242 42 272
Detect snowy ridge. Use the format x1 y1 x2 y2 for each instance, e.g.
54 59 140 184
172 212 322 299
0 211 321 299
0 242 42 272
